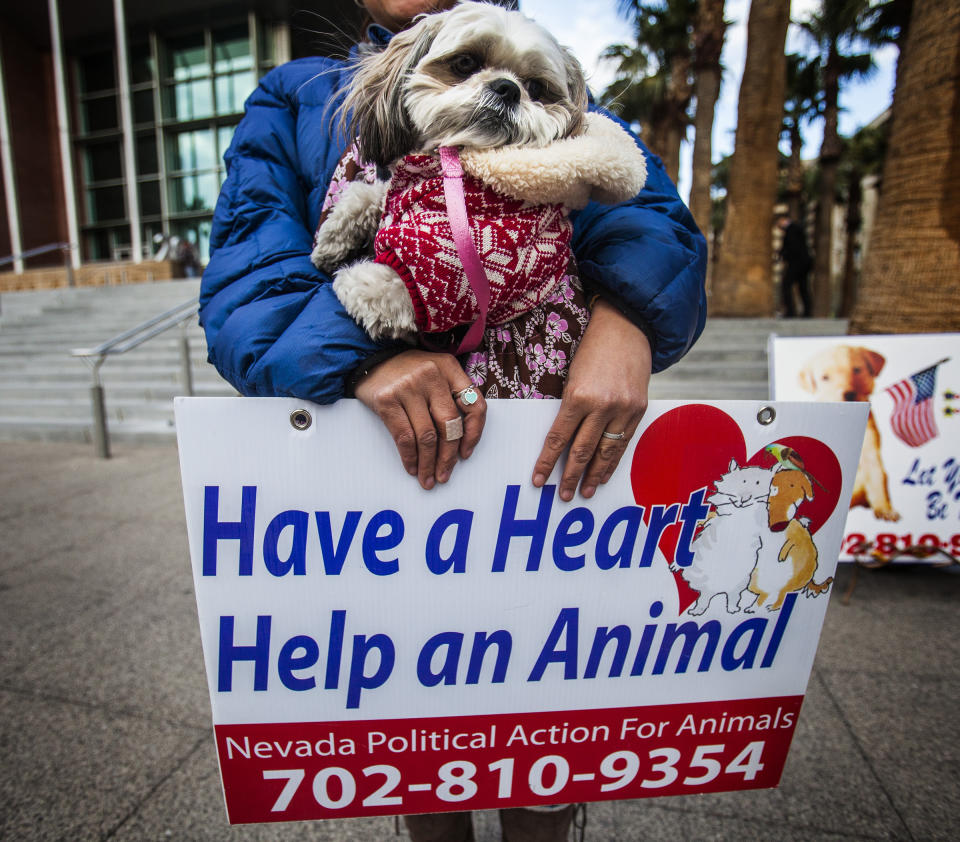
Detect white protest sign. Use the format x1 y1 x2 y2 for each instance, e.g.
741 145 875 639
770 334 960 561
176 397 866 824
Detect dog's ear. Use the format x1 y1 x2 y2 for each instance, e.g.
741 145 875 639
560 46 589 137
800 473 814 501
341 15 442 167
859 348 886 377
797 365 817 393
727 458 739 471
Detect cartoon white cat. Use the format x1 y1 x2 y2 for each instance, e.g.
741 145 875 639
673 459 775 615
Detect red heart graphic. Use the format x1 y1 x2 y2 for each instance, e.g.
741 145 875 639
630 405 841 613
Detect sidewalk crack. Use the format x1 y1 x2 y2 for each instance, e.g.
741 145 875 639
814 668 915 841
100 735 208 841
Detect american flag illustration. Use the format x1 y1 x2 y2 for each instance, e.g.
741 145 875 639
884 361 947 447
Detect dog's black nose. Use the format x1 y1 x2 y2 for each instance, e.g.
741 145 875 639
843 391 857 401
489 78 522 106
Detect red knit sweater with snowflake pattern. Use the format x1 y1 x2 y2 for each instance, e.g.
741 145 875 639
373 153 572 335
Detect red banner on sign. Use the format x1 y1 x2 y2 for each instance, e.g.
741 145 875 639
216 696 803 823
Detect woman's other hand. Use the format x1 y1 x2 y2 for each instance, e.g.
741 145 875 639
532 298 651 501
354 350 486 490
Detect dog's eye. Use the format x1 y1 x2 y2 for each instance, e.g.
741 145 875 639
852 367 861 374
526 79 557 103
821 374 829 381
450 54 481 78
526 79 546 101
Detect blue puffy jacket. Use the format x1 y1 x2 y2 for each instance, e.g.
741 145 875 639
200 55 707 403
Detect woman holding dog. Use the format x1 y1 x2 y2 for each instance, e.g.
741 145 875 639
200 1 706 838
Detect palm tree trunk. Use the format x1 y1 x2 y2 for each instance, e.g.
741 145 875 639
662 124 683 184
711 0 791 316
645 118 670 168
812 48 842 316
851 0 960 334
839 169 862 316
662 53 692 184
689 0 726 235
689 66 720 231
786 124 804 220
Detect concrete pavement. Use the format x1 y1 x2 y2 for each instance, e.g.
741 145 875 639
1 439 958 840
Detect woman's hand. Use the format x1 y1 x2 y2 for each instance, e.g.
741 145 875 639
354 350 486 490
532 298 652 501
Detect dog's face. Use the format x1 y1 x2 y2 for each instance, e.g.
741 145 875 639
342 2 588 167
768 468 813 529
797 345 885 402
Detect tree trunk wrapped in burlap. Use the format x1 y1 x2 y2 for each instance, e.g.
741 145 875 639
850 0 960 335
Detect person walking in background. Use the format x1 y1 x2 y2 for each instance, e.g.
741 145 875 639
777 211 812 317
175 238 200 278
153 232 200 278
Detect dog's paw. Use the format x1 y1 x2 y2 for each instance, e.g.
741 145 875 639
311 233 352 272
332 261 417 342
311 181 390 272
873 505 901 522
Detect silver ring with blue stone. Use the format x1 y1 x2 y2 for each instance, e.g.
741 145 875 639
453 386 480 406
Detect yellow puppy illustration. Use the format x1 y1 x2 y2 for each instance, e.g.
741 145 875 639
798 345 899 521
747 469 833 612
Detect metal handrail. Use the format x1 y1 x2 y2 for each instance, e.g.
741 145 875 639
0 241 74 268
72 298 199 360
71 297 200 458
1 243 78 315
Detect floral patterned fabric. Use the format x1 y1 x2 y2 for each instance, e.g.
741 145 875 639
460 273 589 399
317 141 378 229
318 147 590 400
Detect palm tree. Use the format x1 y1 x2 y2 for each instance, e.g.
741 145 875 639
601 0 697 183
850 0 960 334
798 0 875 316
781 54 822 221
710 0 791 316
836 121 887 316
601 43 670 158
707 153 731 284
688 0 727 235
861 0 913 88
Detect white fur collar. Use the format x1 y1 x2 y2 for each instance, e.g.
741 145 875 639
458 113 647 209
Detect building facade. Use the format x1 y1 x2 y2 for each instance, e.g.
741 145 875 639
0 0 362 273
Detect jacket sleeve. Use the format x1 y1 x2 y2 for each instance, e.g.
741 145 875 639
199 62 393 403
571 108 707 373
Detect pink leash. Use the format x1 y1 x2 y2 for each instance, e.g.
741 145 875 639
439 146 490 355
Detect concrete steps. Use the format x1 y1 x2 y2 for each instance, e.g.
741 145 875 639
0 281 235 444
648 317 847 400
0 282 848 444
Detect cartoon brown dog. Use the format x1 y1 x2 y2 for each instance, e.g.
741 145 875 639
798 345 900 521
747 468 833 612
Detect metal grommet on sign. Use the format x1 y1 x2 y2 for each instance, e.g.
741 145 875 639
757 406 776 426
290 409 313 431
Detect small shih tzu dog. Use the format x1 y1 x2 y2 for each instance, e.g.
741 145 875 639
312 1 647 354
